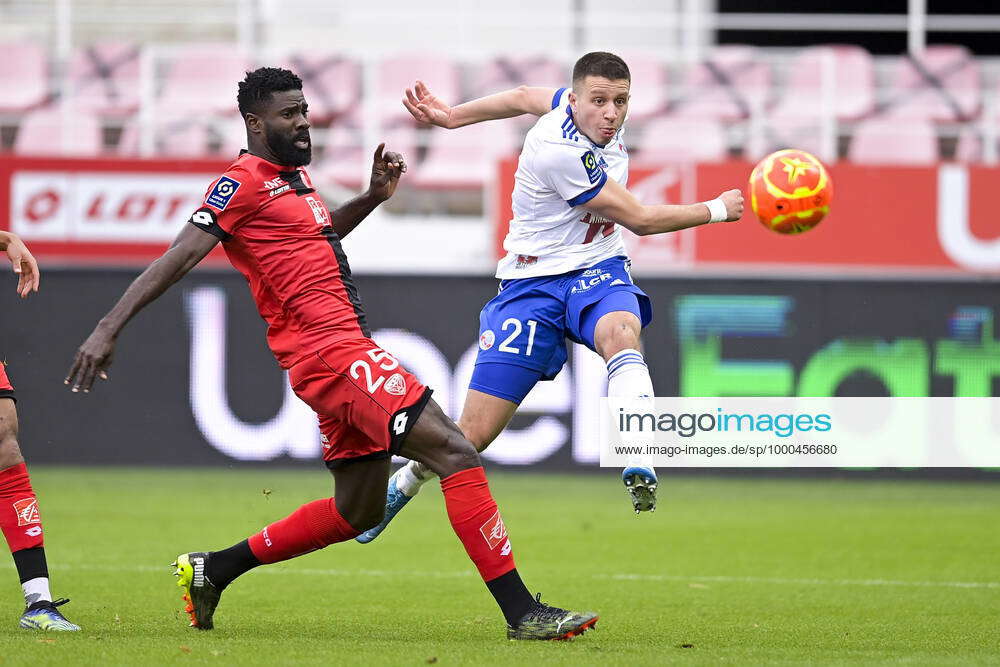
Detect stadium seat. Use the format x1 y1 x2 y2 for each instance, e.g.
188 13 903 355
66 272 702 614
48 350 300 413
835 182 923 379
882 45 981 122
409 122 518 189
158 46 252 116
848 119 938 165
283 54 361 125
314 126 419 189
119 115 239 157
377 55 460 127
619 54 670 122
631 116 727 165
68 43 141 116
14 109 104 155
955 127 981 163
469 56 567 98
672 45 772 121
772 45 874 121
0 42 49 112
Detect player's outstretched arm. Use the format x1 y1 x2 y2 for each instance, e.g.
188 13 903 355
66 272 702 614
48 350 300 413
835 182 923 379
0 231 40 298
584 180 744 236
65 225 220 393
403 80 556 129
329 143 407 239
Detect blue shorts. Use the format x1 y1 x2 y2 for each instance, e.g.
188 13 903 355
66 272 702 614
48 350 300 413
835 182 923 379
470 256 652 403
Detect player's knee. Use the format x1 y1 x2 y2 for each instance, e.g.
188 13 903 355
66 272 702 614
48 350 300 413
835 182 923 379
439 431 482 475
0 435 24 470
594 315 641 359
457 419 491 453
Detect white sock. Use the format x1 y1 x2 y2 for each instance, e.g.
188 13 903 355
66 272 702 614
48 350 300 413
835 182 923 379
394 460 434 497
22 577 51 607
606 349 656 470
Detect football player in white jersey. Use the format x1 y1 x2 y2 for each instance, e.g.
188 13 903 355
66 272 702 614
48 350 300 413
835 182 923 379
358 52 742 542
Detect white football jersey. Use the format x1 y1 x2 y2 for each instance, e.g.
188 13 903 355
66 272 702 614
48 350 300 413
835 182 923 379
496 87 630 279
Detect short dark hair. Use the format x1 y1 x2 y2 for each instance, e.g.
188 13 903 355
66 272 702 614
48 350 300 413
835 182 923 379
237 67 303 117
572 52 630 87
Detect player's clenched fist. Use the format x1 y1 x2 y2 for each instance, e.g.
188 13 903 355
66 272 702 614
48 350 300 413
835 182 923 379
719 189 744 222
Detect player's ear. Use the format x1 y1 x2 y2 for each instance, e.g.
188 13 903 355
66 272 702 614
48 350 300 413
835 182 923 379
567 90 577 111
244 113 262 135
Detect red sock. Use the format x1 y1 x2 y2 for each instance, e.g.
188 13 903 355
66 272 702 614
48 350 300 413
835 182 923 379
440 467 516 582
247 497 359 564
0 463 44 554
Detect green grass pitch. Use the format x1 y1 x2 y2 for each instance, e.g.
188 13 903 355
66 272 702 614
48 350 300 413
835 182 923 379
1 467 998 665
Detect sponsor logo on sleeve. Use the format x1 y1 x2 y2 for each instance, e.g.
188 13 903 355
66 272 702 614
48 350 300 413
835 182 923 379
206 176 241 211
188 208 217 227
581 151 602 184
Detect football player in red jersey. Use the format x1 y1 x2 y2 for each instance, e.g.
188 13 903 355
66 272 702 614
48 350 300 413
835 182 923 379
0 231 80 631
66 68 597 640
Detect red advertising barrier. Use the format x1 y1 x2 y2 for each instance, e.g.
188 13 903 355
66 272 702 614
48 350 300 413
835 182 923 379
496 158 1000 275
0 156 231 265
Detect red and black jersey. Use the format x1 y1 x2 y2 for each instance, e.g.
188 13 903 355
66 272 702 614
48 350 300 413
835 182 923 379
0 361 14 401
187 152 369 368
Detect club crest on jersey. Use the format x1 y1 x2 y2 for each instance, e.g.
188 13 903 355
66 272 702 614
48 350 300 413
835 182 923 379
13 498 39 526
581 150 602 184
306 196 329 227
479 330 495 350
384 373 406 396
479 510 508 550
206 176 241 210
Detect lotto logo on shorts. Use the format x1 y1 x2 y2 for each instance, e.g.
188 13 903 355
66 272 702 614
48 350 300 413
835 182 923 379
479 511 508 550
13 498 39 526
384 373 406 396
479 330 495 350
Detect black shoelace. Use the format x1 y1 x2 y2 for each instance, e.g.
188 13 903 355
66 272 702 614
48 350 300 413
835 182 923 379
529 593 569 621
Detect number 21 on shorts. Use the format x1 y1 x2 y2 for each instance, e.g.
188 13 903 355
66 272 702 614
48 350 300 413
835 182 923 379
350 347 399 393
498 318 537 356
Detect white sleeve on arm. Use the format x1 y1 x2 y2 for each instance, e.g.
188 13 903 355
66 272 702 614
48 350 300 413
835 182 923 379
534 142 609 207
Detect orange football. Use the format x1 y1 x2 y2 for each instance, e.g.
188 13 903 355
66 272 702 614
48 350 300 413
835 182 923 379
749 149 833 234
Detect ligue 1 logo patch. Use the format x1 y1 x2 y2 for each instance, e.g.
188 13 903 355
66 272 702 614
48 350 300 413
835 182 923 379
581 150 602 184
13 497 39 526
206 176 241 211
479 330 495 350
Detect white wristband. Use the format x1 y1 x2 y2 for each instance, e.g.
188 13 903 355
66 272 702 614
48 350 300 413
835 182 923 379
703 198 728 223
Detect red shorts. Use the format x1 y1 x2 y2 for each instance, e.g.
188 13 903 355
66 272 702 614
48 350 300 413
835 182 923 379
0 362 14 401
289 338 432 468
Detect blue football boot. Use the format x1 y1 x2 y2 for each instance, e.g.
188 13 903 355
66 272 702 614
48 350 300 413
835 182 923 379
19 598 80 631
355 472 414 544
622 466 658 513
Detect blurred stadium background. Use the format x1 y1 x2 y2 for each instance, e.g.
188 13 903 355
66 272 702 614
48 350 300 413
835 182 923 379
2 2 1000 662
2 0 1000 472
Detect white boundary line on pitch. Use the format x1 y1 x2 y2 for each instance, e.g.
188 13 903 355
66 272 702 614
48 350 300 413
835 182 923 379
3 563 998 590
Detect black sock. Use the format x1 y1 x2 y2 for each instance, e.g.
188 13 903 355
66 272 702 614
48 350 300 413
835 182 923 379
206 540 260 589
12 547 48 584
486 568 535 625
